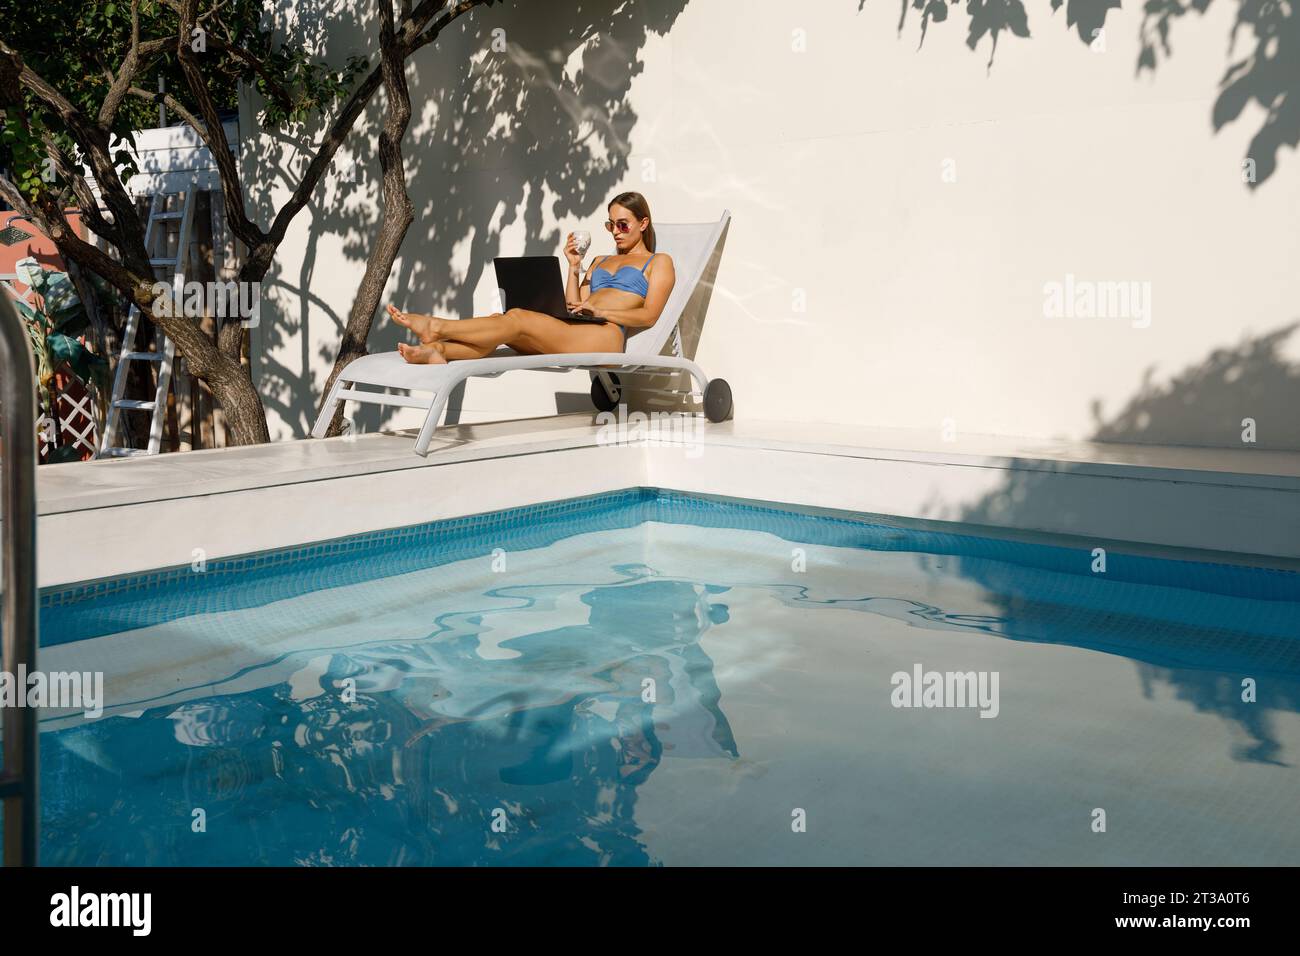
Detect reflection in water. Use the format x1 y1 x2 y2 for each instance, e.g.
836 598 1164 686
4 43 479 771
37 517 1300 866
928 552 1300 765
43 579 737 866
753 552 1300 765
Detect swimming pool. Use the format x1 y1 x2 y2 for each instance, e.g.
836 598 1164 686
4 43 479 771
24 488 1300 865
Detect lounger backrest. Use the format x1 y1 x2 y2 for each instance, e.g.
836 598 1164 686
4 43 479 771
623 210 730 357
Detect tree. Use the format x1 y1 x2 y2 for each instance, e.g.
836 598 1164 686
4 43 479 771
0 0 497 445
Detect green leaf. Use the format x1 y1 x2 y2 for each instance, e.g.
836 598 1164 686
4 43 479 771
47 331 83 366
25 265 50 291
43 272 87 333
47 331 102 385
52 304 90 336
86 352 111 396
12 298 40 324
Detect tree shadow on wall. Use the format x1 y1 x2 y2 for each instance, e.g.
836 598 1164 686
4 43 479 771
244 0 690 437
1090 321 1300 447
937 323 1300 765
871 0 1298 187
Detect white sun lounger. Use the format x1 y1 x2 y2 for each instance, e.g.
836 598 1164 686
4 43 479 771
311 210 732 456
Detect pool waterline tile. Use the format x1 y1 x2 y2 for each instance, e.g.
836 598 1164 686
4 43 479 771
39 487 1300 648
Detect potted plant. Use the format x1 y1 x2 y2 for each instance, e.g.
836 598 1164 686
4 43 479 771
9 257 109 463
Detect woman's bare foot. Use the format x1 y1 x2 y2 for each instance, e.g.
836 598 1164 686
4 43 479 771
398 340 447 364
387 304 446 344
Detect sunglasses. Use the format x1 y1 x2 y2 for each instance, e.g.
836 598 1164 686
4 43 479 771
604 219 639 233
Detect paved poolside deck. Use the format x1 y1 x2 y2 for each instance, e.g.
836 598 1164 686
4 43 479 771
36 415 1300 587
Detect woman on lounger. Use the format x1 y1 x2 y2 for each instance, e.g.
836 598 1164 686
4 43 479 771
388 191 676 364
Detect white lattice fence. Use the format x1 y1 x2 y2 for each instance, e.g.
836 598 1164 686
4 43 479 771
3 270 101 462
37 378 99 463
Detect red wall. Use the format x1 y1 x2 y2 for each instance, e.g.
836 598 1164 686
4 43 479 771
1 210 85 279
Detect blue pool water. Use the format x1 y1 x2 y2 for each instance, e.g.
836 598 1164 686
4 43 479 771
21 489 1300 865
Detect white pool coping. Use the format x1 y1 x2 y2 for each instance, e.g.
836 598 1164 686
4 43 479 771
37 415 1300 588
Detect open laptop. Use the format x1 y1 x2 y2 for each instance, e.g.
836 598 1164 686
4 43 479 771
493 256 607 322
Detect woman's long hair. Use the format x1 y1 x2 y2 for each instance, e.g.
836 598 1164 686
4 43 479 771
609 191 656 252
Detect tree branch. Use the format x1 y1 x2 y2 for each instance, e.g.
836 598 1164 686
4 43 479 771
98 1 173 129
204 34 296 111
261 1 485 258
406 1 484 57
155 0 297 110
174 0 269 253
0 37 150 269
29 194 153 307
0 175 38 222
38 130 120 243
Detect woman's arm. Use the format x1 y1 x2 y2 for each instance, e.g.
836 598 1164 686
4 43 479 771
584 255 676 328
565 258 585 303
566 255 606 305
563 234 595 304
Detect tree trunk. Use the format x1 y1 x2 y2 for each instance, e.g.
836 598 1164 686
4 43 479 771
317 0 417 439
205 357 272 445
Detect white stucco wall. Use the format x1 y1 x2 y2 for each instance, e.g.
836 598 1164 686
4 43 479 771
241 0 1300 450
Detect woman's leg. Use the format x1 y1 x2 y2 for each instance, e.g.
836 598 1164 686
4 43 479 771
505 310 624 356
398 308 623 364
388 305 516 347
396 339 498 364
387 305 444 343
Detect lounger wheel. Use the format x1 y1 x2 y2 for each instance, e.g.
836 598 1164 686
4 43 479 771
703 378 732 423
590 372 622 412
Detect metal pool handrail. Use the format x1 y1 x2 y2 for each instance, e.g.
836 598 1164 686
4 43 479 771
0 290 38 867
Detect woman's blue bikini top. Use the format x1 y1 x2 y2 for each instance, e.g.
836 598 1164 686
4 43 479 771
589 254 658 297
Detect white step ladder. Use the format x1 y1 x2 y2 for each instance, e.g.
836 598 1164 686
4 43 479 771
97 190 196 458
